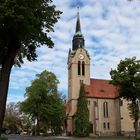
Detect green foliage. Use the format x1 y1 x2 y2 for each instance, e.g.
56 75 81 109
19 113 33 133
0 0 62 65
0 0 61 136
20 70 65 135
20 70 59 118
3 102 21 133
110 57 140 138
128 101 140 122
48 94 65 135
110 57 140 100
74 83 90 137
128 100 140 138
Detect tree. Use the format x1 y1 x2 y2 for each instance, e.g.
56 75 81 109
3 102 21 134
74 83 90 137
110 57 140 138
128 100 140 138
0 0 62 136
20 70 65 135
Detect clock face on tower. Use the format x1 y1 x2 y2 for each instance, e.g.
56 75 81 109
78 54 84 60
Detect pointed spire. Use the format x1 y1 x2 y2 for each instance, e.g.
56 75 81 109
72 6 85 50
76 6 81 33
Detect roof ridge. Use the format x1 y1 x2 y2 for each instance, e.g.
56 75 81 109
90 78 111 81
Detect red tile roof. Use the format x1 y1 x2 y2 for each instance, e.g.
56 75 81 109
85 78 119 99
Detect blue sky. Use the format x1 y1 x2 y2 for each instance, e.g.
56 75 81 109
8 0 140 102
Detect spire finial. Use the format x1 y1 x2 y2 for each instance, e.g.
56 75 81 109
76 6 81 33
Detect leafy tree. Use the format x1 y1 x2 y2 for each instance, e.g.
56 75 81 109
0 0 62 135
74 83 90 137
110 57 140 138
3 102 21 134
20 70 65 135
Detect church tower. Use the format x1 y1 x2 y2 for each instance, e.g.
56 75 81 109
67 8 90 134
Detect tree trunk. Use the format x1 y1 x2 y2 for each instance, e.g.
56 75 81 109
0 47 18 137
0 62 12 137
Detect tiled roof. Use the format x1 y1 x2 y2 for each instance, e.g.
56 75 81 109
85 78 119 99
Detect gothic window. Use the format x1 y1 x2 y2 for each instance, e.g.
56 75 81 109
103 122 106 129
94 101 97 107
107 122 110 129
90 123 93 133
78 61 81 75
82 61 85 76
103 102 108 117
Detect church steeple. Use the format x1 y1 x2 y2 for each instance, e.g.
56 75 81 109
76 7 81 33
72 7 85 50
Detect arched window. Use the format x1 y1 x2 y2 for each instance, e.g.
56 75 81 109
103 122 106 129
107 122 110 129
103 102 108 117
82 61 85 76
78 61 81 75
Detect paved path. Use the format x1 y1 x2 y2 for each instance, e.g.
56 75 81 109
3 135 72 140
4 135 45 140
3 135 135 140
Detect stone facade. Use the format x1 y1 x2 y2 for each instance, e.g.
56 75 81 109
67 47 90 133
87 98 121 136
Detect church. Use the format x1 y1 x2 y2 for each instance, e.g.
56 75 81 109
66 9 138 136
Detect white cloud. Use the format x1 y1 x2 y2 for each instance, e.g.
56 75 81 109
8 0 140 102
